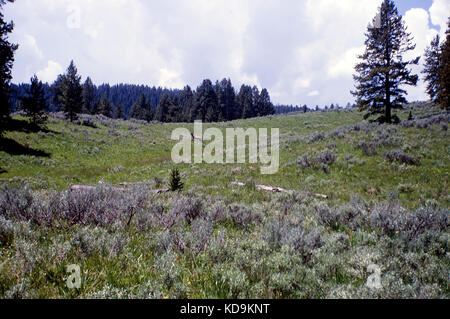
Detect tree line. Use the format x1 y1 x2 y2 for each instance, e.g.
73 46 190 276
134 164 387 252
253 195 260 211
7 60 275 124
1 0 449 134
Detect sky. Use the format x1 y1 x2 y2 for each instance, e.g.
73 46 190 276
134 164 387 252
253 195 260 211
4 0 449 106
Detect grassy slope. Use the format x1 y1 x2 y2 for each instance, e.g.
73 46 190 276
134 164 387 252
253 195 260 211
1 102 448 209
0 102 448 299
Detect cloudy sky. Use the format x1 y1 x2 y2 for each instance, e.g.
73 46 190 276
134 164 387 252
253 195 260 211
4 0 449 106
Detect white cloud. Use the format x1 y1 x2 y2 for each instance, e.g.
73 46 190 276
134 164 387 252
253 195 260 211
22 34 44 60
429 0 450 39
403 5 442 101
37 60 63 83
3 0 445 105
307 90 319 97
328 46 365 79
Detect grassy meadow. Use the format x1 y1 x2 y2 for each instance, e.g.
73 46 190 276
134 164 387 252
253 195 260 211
0 102 448 298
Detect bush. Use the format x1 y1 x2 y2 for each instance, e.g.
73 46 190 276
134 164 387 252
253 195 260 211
297 154 314 169
317 151 337 165
358 142 378 156
384 150 420 165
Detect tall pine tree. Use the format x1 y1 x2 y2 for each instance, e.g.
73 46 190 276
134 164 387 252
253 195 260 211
58 60 83 122
216 79 236 121
130 93 153 122
113 103 125 119
237 85 254 119
155 92 170 122
180 85 194 122
259 88 275 116
422 35 441 102
438 18 450 110
0 0 17 133
352 0 419 123
20 75 47 125
98 94 112 118
82 77 97 114
192 79 218 122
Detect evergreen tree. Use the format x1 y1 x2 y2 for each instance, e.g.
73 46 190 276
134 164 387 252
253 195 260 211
0 0 18 133
352 0 419 123
156 92 171 122
20 75 47 125
130 94 153 122
192 79 218 122
58 60 83 122
259 88 275 116
438 18 450 110
167 95 182 123
51 75 64 112
180 85 194 122
98 94 112 117
422 35 441 102
252 86 261 117
82 77 97 114
113 103 125 119
237 85 254 119
216 79 236 121
169 168 184 192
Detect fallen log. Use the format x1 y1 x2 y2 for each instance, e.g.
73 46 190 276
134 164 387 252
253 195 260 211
151 188 170 194
231 181 328 199
118 182 148 186
70 185 128 192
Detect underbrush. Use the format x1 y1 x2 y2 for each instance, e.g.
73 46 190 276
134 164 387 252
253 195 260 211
0 185 448 299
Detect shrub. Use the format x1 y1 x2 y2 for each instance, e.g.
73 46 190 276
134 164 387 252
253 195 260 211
297 154 314 169
317 151 337 165
358 142 378 156
227 205 263 229
384 150 420 165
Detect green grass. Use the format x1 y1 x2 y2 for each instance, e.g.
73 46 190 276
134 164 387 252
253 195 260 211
0 102 448 299
1 103 448 208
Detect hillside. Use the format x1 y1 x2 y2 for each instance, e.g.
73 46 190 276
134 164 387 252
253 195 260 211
0 102 449 298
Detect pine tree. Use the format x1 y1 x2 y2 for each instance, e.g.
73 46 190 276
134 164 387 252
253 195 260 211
0 0 18 133
58 60 83 122
169 168 184 192
155 92 170 122
51 75 64 112
352 0 419 123
422 35 441 102
98 94 112 117
192 79 218 122
180 85 194 122
259 88 275 116
82 77 97 114
20 75 47 125
252 86 261 117
167 95 182 123
130 94 153 122
113 103 125 119
237 85 254 119
438 18 450 110
216 79 236 121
